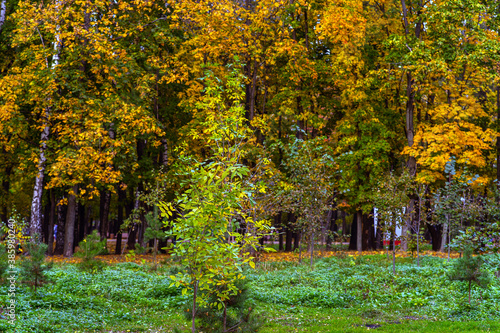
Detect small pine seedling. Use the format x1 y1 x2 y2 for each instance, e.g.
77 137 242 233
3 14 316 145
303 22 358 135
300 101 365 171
447 247 491 304
19 238 52 291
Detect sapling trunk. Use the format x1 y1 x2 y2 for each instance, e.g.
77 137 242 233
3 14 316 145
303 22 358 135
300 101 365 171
153 237 157 268
223 302 227 332
416 222 420 267
441 215 448 253
386 230 389 260
392 242 396 275
310 229 314 270
417 193 421 267
192 280 198 333
392 231 396 275
299 244 302 263
447 221 451 263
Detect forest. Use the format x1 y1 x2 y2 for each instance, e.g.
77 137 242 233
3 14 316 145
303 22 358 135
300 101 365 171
2 0 500 332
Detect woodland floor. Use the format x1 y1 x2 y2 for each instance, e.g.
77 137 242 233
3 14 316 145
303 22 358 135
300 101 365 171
1 244 497 333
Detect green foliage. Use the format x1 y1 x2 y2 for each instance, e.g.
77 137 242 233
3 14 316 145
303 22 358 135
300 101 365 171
3 254 500 332
0 244 8 280
144 208 167 267
134 243 148 255
184 279 261 333
372 171 413 273
160 67 273 332
74 230 107 272
75 230 107 261
19 239 52 291
0 264 187 332
144 210 166 244
447 248 491 304
274 136 336 266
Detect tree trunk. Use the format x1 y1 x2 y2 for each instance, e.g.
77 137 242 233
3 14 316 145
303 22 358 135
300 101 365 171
0 0 6 32
47 190 56 255
0 163 11 225
244 60 258 122
357 211 362 254
375 211 383 250
326 210 338 250
400 0 418 256
275 213 283 251
43 200 50 243
392 236 396 275
362 212 376 250
127 223 137 250
349 215 357 251
161 139 168 167
285 213 293 252
84 205 91 239
100 189 111 240
192 280 198 333
309 228 314 269
126 190 136 251
285 226 292 252
54 200 66 255
293 231 300 251
440 216 448 252
138 218 146 248
115 189 125 254
30 118 49 241
497 86 500 184
76 202 85 247
63 185 78 257
223 302 227 332
30 3 62 240
416 191 422 266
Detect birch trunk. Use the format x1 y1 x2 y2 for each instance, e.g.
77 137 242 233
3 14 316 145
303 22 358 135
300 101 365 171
30 1 61 240
30 119 49 240
0 0 6 32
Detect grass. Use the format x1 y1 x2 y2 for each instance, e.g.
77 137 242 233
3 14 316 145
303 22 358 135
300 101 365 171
1 251 500 332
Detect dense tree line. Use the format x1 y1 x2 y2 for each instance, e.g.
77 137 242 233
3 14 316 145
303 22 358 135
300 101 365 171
1 0 500 256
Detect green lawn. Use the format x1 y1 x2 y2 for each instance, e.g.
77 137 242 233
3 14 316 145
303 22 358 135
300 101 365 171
2 253 500 332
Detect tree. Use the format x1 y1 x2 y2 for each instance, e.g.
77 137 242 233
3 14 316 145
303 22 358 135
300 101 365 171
0 0 169 242
144 207 167 269
447 247 491 304
19 235 53 291
275 136 336 267
372 171 412 274
434 159 471 260
160 67 272 333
